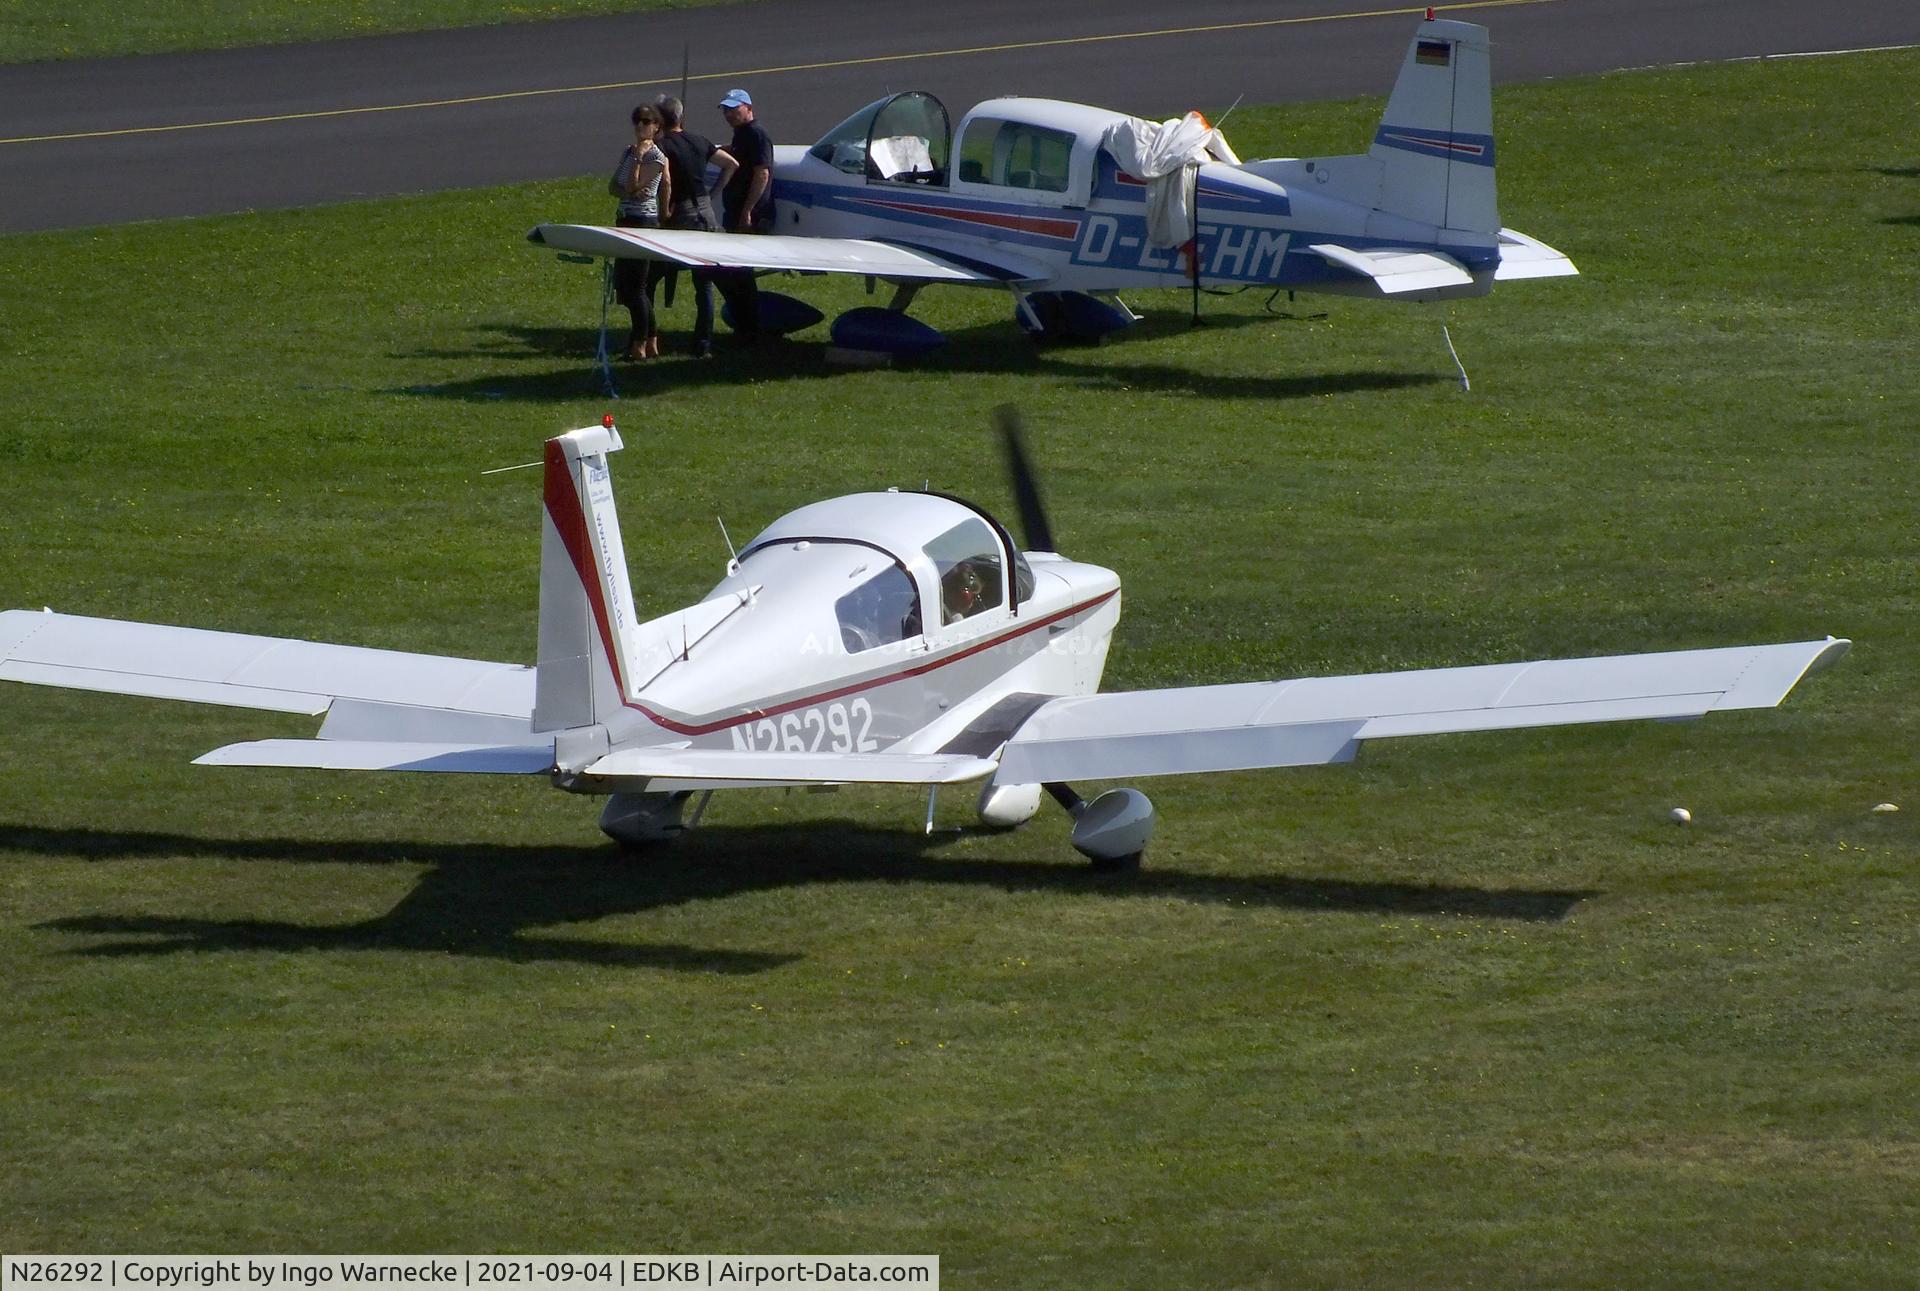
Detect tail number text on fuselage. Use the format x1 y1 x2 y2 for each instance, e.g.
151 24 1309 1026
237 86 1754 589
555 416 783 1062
1073 214 1292 282
729 697 880 753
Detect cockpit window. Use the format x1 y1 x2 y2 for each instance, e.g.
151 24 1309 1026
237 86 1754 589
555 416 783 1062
809 97 891 175
956 119 1074 192
834 563 921 653
925 518 1006 624
868 92 949 184
809 92 950 184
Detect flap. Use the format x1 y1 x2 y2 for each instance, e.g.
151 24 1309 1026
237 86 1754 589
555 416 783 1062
195 739 555 773
583 746 997 786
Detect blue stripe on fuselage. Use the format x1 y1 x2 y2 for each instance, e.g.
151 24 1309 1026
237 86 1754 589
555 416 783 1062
777 178 1085 252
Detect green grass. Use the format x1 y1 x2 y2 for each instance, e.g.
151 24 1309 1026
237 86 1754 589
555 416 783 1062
2 51 1917 1285
0 0 733 64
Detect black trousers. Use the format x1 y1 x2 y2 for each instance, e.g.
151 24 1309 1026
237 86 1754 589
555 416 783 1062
613 213 659 345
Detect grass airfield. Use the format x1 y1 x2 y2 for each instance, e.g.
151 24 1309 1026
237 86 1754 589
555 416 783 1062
1 51 1916 1284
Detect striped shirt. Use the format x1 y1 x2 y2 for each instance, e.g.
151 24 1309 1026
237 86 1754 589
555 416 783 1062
612 143 666 221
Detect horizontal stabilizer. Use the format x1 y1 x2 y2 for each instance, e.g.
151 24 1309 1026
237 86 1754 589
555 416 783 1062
583 746 998 786
995 639 1847 785
528 224 1041 283
1307 243 1474 293
195 739 555 773
0 610 532 717
1495 227 1579 280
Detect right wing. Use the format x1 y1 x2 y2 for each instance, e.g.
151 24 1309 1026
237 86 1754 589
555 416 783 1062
994 638 1848 784
0 609 532 720
528 223 1046 284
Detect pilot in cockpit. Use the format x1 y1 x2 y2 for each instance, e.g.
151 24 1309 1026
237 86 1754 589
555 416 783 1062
941 560 989 624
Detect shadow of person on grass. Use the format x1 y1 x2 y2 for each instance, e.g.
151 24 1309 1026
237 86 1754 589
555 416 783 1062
7 820 1594 973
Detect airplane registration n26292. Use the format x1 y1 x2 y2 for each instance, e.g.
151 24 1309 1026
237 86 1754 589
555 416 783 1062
0 411 1847 870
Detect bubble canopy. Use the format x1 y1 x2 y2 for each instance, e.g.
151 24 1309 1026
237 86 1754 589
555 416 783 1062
807 92 952 184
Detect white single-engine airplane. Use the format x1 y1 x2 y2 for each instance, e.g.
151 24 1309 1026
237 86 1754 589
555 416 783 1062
0 414 1847 867
530 15 1577 350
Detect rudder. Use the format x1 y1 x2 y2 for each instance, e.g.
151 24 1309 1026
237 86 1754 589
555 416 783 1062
1367 18 1498 234
533 420 642 732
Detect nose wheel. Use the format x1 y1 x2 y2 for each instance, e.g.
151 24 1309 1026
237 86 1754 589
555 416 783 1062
1047 782 1155 871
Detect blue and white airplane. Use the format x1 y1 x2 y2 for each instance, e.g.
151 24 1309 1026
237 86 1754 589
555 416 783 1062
530 15 1577 348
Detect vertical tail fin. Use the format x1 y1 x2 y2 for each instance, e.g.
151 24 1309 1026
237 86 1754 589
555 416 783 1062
1367 18 1498 233
533 421 641 733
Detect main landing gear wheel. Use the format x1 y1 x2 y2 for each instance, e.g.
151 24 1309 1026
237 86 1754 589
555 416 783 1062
1047 783 1155 870
599 791 694 849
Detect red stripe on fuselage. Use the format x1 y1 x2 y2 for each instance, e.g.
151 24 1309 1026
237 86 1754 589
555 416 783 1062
850 196 1081 242
631 588 1118 736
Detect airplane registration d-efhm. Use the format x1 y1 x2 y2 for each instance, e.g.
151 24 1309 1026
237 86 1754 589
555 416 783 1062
530 16 1580 350
0 414 1848 867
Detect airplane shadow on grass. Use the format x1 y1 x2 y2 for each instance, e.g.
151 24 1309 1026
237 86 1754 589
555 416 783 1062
7 821 1593 974
385 316 1446 404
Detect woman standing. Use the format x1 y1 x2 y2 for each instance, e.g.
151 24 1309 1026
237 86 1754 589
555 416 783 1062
609 104 671 359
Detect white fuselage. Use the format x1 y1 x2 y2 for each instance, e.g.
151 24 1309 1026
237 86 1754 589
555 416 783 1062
576 491 1121 788
766 95 1499 300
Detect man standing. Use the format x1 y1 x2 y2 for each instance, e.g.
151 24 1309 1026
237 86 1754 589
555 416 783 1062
653 95 738 357
718 88 775 233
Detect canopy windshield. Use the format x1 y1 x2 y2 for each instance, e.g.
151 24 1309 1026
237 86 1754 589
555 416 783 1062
809 92 950 183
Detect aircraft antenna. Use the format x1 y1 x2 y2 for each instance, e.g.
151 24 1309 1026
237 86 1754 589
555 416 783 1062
1213 93 1245 129
680 44 690 106
717 515 739 565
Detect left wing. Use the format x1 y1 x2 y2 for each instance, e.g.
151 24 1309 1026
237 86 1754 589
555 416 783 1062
0 609 532 718
994 638 1848 784
528 224 1044 284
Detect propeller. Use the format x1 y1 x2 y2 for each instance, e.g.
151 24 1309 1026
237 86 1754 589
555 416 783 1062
994 404 1057 554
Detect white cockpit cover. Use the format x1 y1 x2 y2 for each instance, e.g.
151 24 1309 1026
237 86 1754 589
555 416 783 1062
1100 113 1241 249
868 134 935 180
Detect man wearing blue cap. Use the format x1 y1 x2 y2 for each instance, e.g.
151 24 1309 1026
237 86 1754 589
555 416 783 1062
718 88 775 234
